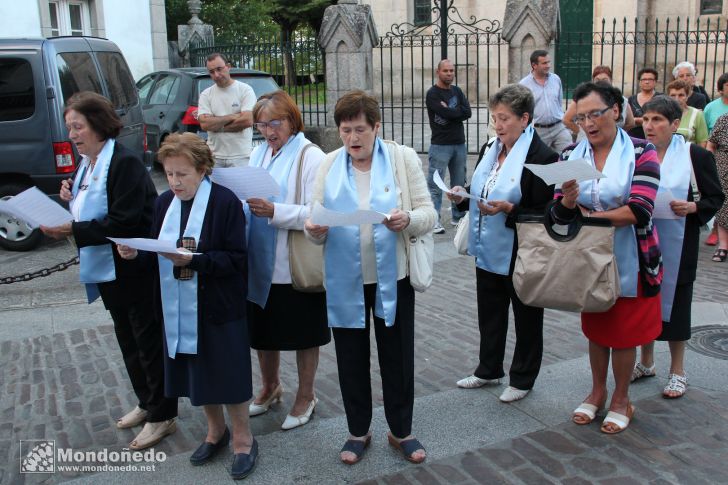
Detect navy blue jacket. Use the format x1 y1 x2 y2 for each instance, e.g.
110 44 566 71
151 182 247 326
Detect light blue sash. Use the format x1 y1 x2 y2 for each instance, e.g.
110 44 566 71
570 128 639 297
323 138 398 328
246 132 305 307
653 134 690 320
158 177 211 358
71 139 116 303
468 125 533 275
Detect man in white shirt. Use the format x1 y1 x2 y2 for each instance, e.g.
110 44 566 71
519 50 573 153
198 53 256 167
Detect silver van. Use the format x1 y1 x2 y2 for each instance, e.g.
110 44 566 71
0 36 151 251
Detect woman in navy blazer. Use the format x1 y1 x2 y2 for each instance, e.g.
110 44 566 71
119 133 257 479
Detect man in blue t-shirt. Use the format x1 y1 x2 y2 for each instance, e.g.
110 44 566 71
425 59 472 233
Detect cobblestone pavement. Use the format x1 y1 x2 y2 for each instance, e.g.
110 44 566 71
1 155 727 484
364 388 728 484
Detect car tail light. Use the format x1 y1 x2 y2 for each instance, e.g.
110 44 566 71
181 106 200 126
143 124 149 151
53 142 76 174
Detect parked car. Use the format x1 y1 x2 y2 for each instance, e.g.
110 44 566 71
0 36 151 251
136 68 280 157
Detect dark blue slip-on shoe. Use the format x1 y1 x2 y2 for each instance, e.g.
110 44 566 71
230 438 258 480
189 427 230 466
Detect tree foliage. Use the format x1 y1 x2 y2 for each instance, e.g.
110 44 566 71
165 0 336 42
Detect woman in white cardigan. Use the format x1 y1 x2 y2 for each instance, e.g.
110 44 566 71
305 90 436 465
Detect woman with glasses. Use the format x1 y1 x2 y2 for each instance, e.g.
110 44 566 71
305 90 436 465
551 82 663 434
449 84 557 403
627 68 661 139
246 90 330 430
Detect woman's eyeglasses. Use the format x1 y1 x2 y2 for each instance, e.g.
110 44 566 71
253 120 283 131
572 106 612 126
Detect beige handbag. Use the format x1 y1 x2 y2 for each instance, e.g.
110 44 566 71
288 143 325 292
512 208 620 312
453 212 470 255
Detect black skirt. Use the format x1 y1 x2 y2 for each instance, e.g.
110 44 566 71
657 282 693 342
164 318 252 406
248 284 330 350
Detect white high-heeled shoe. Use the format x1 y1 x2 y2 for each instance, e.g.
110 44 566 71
249 384 283 416
281 397 318 430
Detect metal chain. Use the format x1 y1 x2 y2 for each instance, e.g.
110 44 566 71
0 256 79 284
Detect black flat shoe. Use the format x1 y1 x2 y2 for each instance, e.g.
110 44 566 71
190 427 230 466
231 439 258 480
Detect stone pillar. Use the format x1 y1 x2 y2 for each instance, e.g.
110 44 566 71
502 0 558 83
318 0 379 126
150 0 169 70
177 0 214 67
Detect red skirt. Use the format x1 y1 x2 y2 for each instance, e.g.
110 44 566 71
582 276 662 349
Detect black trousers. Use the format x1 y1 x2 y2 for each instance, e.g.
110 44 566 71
474 268 544 390
332 278 415 439
107 295 178 422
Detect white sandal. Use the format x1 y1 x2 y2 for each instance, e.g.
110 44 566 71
630 362 656 383
663 373 687 399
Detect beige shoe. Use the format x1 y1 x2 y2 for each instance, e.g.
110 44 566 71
116 406 148 429
128 419 176 450
249 384 284 417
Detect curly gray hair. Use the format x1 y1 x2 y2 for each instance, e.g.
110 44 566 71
672 61 697 79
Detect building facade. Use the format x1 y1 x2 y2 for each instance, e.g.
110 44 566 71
2 0 168 80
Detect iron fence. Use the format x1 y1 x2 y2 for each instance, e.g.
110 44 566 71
189 32 326 126
557 17 728 104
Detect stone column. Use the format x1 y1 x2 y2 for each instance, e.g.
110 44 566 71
318 0 379 126
177 0 214 67
502 0 558 83
150 0 169 70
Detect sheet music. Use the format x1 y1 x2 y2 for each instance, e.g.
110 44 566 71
524 158 605 185
0 186 73 228
107 237 200 254
210 166 280 200
433 171 484 201
310 202 391 227
652 189 681 220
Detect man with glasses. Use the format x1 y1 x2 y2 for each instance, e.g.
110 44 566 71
198 52 256 167
519 50 573 153
628 68 661 139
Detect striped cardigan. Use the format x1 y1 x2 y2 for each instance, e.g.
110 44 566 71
552 138 663 295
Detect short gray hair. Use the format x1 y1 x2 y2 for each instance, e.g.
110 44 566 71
489 84 535 122
672 61 696 78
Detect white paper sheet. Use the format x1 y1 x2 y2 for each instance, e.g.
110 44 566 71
433 171 485 202
210 166 280 200
0 186 73 228
524 158 605 185
107 237 199 254
652 189 681 220
310 202 391 227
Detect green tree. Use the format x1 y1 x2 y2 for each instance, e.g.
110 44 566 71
267 0 336 87
165 0 276 42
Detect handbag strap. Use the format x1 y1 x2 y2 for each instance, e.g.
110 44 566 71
293 142 319 205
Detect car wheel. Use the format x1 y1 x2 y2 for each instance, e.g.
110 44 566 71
0 183 44 251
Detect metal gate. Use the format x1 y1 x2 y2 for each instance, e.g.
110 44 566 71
374 1 507 154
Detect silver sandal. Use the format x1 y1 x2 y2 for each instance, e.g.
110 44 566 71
663 373 687 399
630 362 656 383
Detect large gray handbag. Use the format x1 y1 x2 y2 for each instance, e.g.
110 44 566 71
512 207 620 313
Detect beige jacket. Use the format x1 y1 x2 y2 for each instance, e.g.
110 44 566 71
307 140 437 280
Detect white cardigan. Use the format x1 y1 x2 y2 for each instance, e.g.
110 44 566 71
306 140 437 280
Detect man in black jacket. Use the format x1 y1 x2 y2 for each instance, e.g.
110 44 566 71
426 59 472 233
